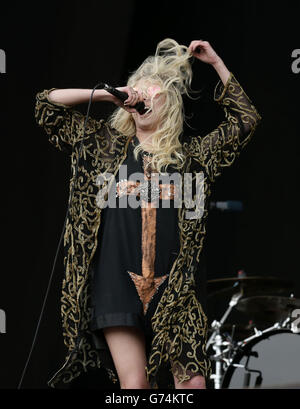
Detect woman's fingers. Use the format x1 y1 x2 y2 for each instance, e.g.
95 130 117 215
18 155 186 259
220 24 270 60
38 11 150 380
123 87 145 112
189 40 207 55
188 39 219 65
188 40 198 53
114 86 146 113
111 86 143 113
124 87 139 106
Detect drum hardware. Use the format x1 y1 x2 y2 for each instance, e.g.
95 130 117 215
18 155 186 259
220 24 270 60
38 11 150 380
240 322 283 345
217 322 254 341
206 275 299 389
209 320 299 389
206 291 244 349
281 315 291 329
209 319 290 388
206 290 243 389
221 326 300 388
242 352 263 388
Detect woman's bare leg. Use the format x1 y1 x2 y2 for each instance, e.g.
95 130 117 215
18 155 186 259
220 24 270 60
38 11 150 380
103 326 150 389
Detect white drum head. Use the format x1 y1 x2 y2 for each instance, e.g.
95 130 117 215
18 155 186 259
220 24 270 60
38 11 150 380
222 330 300 388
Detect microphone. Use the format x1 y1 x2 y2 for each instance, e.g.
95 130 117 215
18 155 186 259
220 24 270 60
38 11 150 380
99 82 147 115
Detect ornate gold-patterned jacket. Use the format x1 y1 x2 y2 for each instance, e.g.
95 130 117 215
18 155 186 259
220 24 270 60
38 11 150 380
34 73 261 388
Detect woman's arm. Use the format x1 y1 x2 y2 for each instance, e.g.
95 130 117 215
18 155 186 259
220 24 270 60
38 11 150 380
212 59 230 86
187 40 262 182
189 40 230 85
189 39 230 85
35 84 146 153
48 86 145 112
47 88 114 106
35 88 103 153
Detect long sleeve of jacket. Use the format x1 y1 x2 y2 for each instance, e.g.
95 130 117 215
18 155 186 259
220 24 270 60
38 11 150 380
186 73 262 182
34 88 103 154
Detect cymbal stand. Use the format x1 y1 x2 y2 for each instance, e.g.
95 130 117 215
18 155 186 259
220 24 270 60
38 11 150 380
206 289 243 389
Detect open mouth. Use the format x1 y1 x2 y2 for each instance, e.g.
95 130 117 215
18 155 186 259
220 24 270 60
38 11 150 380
142 107 152 116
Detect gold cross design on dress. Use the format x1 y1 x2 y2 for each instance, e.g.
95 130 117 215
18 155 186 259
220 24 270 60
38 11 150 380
127 155 168 314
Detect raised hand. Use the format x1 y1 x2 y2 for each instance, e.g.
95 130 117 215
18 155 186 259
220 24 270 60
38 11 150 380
188 40 230 85
188 40 220 65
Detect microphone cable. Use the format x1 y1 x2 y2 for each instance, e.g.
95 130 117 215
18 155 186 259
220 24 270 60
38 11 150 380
17 82 105 389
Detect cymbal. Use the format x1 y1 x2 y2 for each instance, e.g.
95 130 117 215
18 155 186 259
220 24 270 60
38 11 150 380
207 276 293 297
237 295 300 314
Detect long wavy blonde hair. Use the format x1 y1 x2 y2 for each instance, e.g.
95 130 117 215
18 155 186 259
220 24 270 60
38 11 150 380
108 38 195 174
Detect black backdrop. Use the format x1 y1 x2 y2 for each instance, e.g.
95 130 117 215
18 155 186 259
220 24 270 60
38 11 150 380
0 0 299 389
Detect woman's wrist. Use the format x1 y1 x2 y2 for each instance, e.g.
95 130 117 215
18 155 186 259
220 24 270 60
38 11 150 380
94 89 114 103
211 57 230 85
211 56 224 69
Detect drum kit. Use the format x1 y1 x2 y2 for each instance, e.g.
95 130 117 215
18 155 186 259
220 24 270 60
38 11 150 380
206 272 300 389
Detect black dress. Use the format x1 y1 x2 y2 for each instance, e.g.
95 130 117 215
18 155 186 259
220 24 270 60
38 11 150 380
90 135 181 339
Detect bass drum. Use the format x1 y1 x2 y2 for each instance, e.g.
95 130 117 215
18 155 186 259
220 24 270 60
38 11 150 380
222 329 300 388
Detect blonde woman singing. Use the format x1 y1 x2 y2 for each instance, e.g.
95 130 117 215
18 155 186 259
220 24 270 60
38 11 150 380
35 38 261 389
